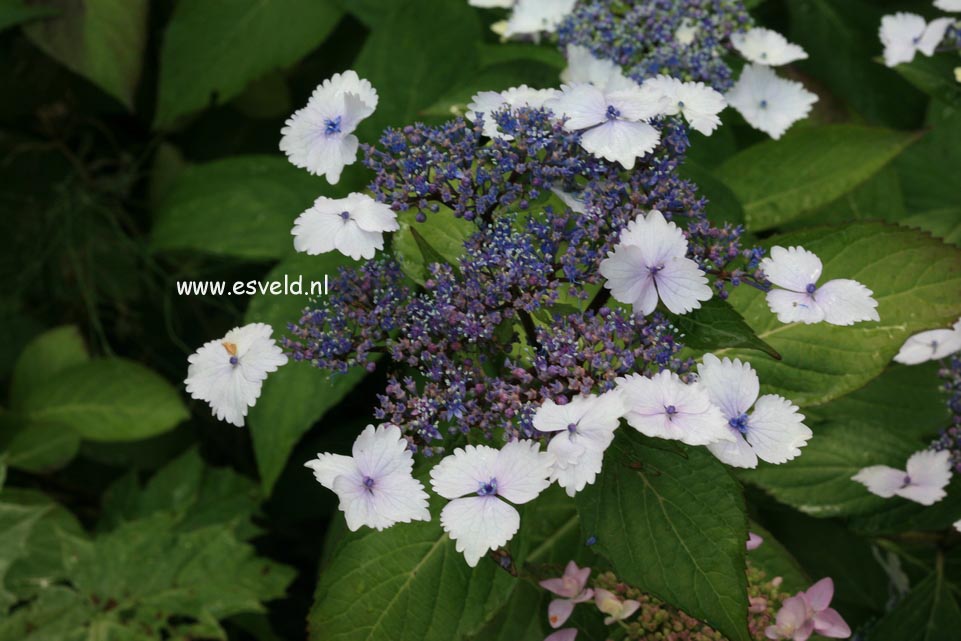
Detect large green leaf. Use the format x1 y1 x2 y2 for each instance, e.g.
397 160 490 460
896 106 961 214
245 252 370 493
1 416 80 474
23 0 148 109
893 55 961 110
744 522 809 594
151 156 326 260
0 497 50 609
154 0 342 128
715 126 918 231
308 520 515 641
575 431 750 641
9 325 88 408
723 223 961 406
900 209 961 248
354 0 481 137
19 358 188 442
870 571 961 641
394 208 477 284
672 298 780 360
0 0 57 33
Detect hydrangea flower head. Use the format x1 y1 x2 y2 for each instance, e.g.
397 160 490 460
547 83 662 168
594 588 641 625
467 85 559 139
534 391 624 496
305 424 431 531
894 317 961 365
697 354 812 468
185 323 287 427
726 65 818 139
731 27 808 66
642 75 727 135
852 449 952 505
292 192 398 260
430 440 553 566
540 561 594 628
617 370 732 446
765 578 851 641
761 245 879 326
879 13 954 67
599 210 713 315
280 70 378 184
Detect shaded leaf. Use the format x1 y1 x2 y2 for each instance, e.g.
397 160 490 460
394 207 476 284
9 325 88 408
673 298 780 360
870 571 961 641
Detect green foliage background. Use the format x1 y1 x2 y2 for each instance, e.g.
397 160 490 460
1 0 960 640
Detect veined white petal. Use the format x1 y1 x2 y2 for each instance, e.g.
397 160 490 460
351 424 414 478
726 65 817 139
561 44 633 93
334 219 384 260
599 245 659 315
761 246 823 292
503 0 576 37
697 354 760 419
894 322 961 364
492 440 553 504
814 279 880 326
900 449 952 505
333 466 430 531
440 496 520 566
430 444 499 499
618 210 689 266
550 445 606 497
731 27 808 66
652 256 712 315
707 430 759 468
745 394 812 464
765 289 825 324
548 83 609 130
579 118 660 169
347 193 399 232
292 199 346 255
304 453 355 490
852 465 907 498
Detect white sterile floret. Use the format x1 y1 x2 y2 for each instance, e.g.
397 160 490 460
598 210 712 316
292 192 398 261
185 323 288 427
761 245 879 326
675 18 699 45
880 13 954 67
726 65 817 139
697 354 812 468
852 449 953 506
731 27 808 66
280 70 378 184
305 424 431 531
935 0 961 11
561 45 637 93
641 75 726 135
503 0 577 37
894 318 961 365
617 370 733 446
467 85 560 138
547 83 662 168
430 440 553 566
469 0 514 7
534 391 625 496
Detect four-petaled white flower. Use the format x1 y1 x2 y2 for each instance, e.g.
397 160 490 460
880 13 954 67
279 70 378 184
894 317 961 365
503 0 577 38
852 449 952 506
561 44 636 92
467 85 559 139
533 391 625 497
726 64 818 139
642 75 727 135
731 27 808 66
617 370 733 446
430 440 553 566
761 245 879 326
599 210 713 316
185 323 287 427
292 192 398 261
697 354 812 469
547 83 662 169
305 424 431 531
935 0 961 11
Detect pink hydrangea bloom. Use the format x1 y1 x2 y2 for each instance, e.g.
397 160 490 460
539 561 594 628
766 578 851 640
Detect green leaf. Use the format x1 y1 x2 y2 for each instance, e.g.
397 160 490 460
245 253 370 493
154 0 343 128
723 223 961 406
308 520 515 641
672 298 780 360
679 160 744 226
0 0 57 33
576 431 750 641
893 54 961 110
2 416 80 473
421 60 562 117
715 126 918 231
744 522 809 594
20 358 188 442
870 571 961 641
0 497 50 609
354 0 481 136
9 325 88 408
895 105 961 213
394 208 477 284
151 156 326 260
849 477 961 536
23 0 148 109
901 209 961 248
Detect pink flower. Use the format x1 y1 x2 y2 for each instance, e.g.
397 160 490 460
594 588 641 625
766 578 851 640
747 531 764 551
539 561 594 628
544 630 577 641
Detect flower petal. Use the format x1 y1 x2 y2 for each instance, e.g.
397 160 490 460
440 496 520 567
761 246 823 292
814 279 880 326
697 353 760 419
745 394 812 465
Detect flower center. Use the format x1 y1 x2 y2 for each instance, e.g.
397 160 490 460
605 104 621 120
363 476 376 492
324 116 342 136
567 422 579 434
649 264 664 275
477 478 498 496
229 356 239 366
665 404 678 416
903 474 912 486
759 99 768 109
728 413 750 434
805 283 817 294
339 210 351 221
677 100 685 108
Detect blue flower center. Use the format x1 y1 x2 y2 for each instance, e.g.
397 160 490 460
477 478 498 496
759 99 768 109
229 356 239 366
677 100 685 108
665 405 678 416
805 283 817 294
728 413 750 434
650 264 663 275
324 116 342 136
605 104 621 120
567 422 579 434
363 476 375 491
339 210 351 221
